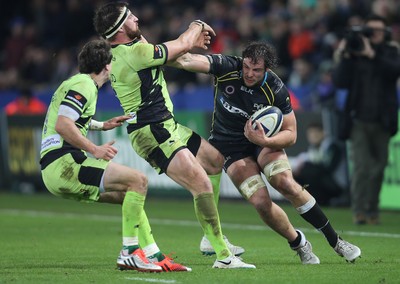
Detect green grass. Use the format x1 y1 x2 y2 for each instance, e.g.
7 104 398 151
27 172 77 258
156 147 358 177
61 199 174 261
1 192 400 284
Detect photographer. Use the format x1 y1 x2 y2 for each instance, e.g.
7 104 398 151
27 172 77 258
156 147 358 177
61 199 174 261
332 14 400 225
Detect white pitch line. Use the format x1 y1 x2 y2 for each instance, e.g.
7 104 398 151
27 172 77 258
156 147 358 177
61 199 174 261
124 277 178 283
2 209 400 239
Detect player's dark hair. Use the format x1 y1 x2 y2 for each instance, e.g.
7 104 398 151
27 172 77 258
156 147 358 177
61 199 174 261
93 1 129 39
242 42 278 69
78 39 112 74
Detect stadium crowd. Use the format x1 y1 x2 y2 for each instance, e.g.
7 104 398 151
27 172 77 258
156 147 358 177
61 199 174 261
1 0 400 113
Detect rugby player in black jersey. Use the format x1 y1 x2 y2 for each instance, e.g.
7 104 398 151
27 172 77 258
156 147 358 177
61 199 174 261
170 41 361 263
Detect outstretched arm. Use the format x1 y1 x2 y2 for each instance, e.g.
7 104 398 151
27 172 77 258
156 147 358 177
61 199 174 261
163 20 215 61
90 115 131 131
167 53 211 73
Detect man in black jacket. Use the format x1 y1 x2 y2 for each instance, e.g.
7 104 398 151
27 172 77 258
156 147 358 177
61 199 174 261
333 14 400 225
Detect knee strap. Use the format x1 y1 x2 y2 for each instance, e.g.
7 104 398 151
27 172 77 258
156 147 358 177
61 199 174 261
239 175 266 199
263 159 291 181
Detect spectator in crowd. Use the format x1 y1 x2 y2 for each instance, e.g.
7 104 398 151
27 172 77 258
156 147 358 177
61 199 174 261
290 121 349 206
332 14 400 225
2 0 400 108
287 57 318 111
4 85 47 116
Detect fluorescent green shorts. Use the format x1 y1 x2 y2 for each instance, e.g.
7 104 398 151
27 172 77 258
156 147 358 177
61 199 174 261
41 152 109 202
129 118 201 174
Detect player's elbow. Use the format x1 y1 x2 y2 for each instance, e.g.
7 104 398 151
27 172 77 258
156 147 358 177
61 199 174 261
55 120 64 135
287 133 297 146
173 54 191 69
55 116 70 136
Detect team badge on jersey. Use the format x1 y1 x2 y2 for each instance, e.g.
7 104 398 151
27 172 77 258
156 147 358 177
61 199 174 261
64 90 87 109
153 45 164 59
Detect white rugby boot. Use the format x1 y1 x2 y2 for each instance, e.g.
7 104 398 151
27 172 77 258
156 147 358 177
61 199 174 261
334 237 361 263
212 255 256 269
295 241 320 264
117 248 162 272
291 230 320 264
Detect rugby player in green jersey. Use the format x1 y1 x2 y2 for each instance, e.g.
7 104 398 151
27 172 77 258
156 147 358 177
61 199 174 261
93 1 254 269
40 39 165 272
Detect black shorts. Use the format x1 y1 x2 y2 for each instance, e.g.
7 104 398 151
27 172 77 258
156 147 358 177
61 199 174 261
209 139 262 171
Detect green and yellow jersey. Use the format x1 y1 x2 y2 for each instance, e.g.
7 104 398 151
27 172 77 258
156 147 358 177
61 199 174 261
110 40 173 133
40 73 98 159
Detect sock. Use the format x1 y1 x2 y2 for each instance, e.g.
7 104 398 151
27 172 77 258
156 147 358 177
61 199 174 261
194 192 230 260
123 245 140 254
297 198 338 247
288 231 302 249
148 251 165 262
209 173 222 207
139 211 163 260
122 191 145 250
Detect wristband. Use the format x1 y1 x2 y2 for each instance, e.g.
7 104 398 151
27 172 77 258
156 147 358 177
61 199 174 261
89 119 104 130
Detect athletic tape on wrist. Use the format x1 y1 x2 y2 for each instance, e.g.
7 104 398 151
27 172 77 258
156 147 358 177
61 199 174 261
89 119 104 130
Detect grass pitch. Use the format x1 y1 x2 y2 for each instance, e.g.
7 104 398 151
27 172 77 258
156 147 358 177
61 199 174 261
1 192 399 284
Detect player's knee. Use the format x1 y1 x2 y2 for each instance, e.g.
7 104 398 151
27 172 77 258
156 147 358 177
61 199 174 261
252 195 273 214
211 153 224 172
273 176 304 200
128 173 148 194
201 151 224 175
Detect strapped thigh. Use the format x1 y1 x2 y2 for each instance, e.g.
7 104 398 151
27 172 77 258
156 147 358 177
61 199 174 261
239 174 266 199
263 159 291 181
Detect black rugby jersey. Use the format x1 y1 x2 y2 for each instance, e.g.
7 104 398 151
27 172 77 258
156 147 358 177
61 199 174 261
206 54 292 143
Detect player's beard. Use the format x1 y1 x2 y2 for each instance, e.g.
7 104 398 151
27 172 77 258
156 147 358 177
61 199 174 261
126 26 142 41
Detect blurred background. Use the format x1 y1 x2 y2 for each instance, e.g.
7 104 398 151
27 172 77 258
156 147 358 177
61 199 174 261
1 0 400 209
2 0 400 111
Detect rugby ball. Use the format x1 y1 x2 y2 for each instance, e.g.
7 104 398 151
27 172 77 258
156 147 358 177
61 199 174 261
251 106 283 137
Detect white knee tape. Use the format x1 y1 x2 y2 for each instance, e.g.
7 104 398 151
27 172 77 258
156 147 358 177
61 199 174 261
263 159 291 181
239 175 265 199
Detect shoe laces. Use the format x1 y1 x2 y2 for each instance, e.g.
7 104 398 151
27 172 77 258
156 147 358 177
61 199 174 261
296 243 313 261
336 239 354 255
163 253 176 261
156 253 179 265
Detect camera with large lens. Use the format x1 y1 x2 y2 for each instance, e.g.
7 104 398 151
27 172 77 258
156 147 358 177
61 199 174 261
345 26 372 53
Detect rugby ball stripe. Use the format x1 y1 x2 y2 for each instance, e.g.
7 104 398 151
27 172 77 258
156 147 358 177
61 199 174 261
251 106 283 137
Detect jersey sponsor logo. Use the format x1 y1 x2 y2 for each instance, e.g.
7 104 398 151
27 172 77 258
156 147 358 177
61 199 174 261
240 85 254 95
65 91 87 109
219 96 250 118
225 85 235 95
153 45 164 59
254 103 267 111
126 112 137 124
40 134 62 153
